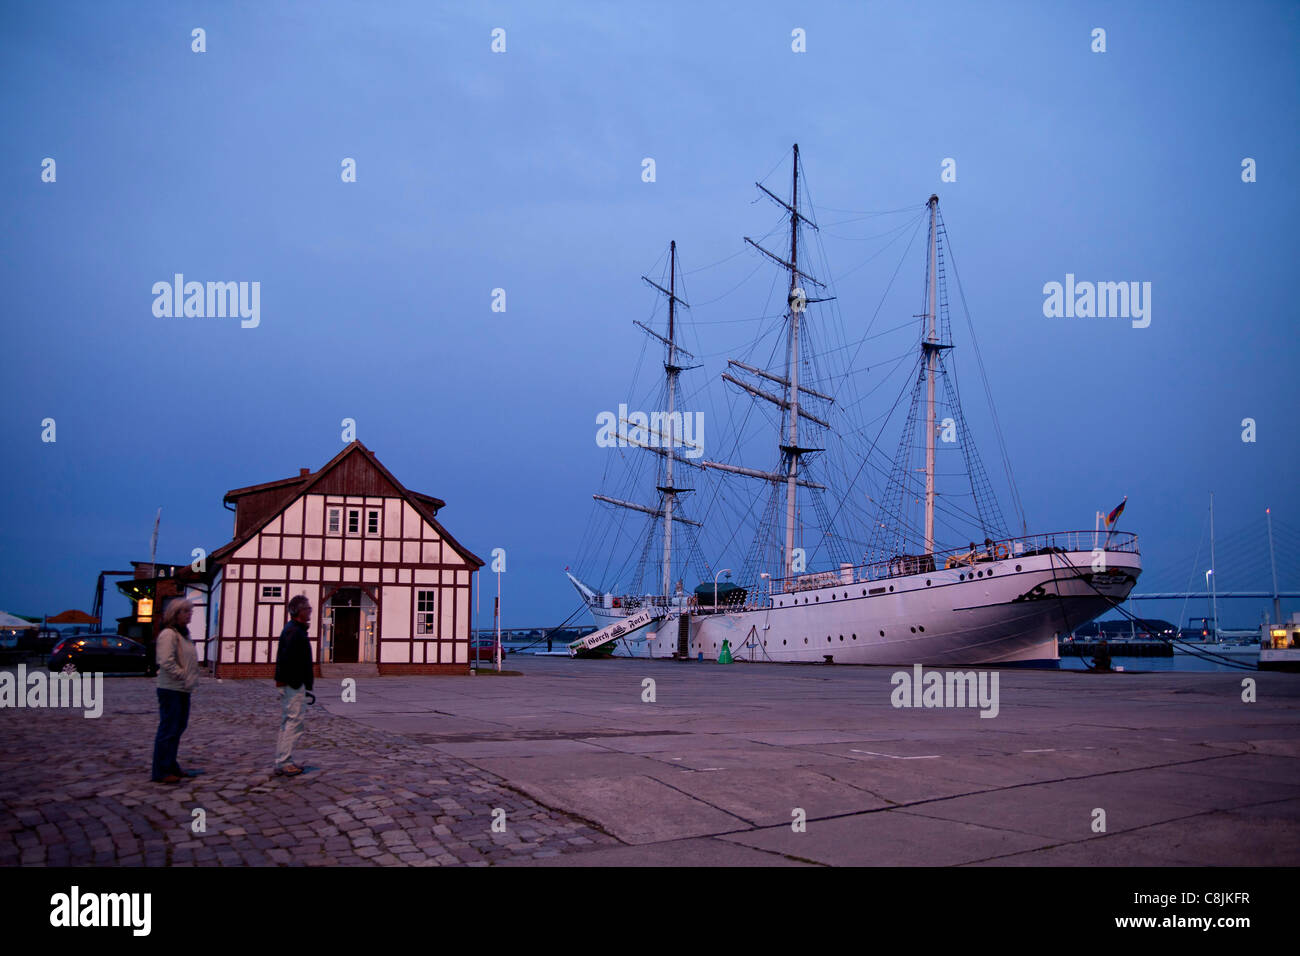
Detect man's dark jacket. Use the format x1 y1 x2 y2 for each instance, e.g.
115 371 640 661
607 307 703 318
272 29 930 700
274 618 314 690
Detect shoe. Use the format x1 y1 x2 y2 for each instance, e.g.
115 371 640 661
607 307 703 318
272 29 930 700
180 769 202 777
154 775 182 784
274 763 303 776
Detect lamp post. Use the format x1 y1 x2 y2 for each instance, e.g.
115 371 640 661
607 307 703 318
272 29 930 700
714 568 732 612
495 566 502 673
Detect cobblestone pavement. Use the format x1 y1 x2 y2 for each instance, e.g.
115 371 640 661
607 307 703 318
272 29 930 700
0 670 619 866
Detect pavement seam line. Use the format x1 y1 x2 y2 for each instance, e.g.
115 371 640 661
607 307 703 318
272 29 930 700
954 794 1300 866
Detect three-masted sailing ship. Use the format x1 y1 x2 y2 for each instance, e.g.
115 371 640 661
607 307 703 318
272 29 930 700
567 145 1141 665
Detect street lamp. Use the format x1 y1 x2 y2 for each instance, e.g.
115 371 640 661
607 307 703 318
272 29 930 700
714 568 732 612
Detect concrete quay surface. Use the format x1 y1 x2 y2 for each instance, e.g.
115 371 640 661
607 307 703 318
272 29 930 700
329 657 1300 866
2 657 1298 866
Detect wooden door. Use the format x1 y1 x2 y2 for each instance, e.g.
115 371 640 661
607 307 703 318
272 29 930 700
333 608 360 663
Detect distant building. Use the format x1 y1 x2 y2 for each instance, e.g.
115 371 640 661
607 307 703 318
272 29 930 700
207 441 483 677
115 562 212 660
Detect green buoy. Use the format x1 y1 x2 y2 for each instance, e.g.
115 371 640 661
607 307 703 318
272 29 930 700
718 639 733 664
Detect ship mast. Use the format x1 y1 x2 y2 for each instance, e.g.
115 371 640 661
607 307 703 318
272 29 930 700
874 191 1001 562
1267 507 1281 625
923 194 939 555
782 148 803 581
662 242 679 597
637 242 693 597
592 243 698 598
1209 491 1218 640
704 144 828 583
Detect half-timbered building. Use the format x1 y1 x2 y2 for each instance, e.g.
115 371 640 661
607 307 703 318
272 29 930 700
208 441 482 677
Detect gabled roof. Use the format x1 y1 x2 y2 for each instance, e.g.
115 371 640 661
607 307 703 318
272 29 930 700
209 441 482 570
223 466 447 518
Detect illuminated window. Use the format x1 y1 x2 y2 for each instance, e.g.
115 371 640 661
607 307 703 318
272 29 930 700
416 591 436 635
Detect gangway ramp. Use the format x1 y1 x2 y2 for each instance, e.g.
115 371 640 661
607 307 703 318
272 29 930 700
568 607 667 656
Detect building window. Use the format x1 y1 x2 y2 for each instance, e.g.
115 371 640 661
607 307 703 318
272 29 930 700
347 509 360 534
367 510 380 535
261 585 282 599
416 590 436 635
327 508 341 534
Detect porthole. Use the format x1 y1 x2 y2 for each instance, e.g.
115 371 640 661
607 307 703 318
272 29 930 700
814 596 819 602
976 571 982 578
852 633 857 640
879 630 885 637
782 640 787 645
803 637 808 644
831 593 835 600
926 579 931 586
861 589 866 596
959 573 965 581
827 636 831 642
910 626 916 633
918 626 925 633
889 586 894 592
839 634 844 641
987 569 994 576
1015 564 1022 571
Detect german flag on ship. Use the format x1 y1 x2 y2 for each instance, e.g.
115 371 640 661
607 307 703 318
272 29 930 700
1104 496 1128 528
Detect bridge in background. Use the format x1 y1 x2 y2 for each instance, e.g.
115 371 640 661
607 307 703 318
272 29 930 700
1124 509 1297 627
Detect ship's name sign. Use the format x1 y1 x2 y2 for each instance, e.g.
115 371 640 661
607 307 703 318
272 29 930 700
569 608 662 655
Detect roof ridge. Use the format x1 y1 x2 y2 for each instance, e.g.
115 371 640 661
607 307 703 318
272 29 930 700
208 442 482 569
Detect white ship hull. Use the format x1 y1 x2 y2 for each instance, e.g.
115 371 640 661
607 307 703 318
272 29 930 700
579 547 1140 666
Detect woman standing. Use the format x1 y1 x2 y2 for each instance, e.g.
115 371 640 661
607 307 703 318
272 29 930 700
152 599 199 784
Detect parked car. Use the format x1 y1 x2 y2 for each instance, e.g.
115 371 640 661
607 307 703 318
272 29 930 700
33 628 63 654
48 634 155 676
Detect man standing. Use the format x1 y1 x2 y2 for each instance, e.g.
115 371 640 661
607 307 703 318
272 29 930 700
273 595 314 776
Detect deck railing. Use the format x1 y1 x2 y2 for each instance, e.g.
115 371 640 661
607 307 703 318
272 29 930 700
732 531 1137 613
598 531 1139 617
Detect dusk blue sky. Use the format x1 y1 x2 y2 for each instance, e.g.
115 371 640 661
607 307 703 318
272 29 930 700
3 1 1297 631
